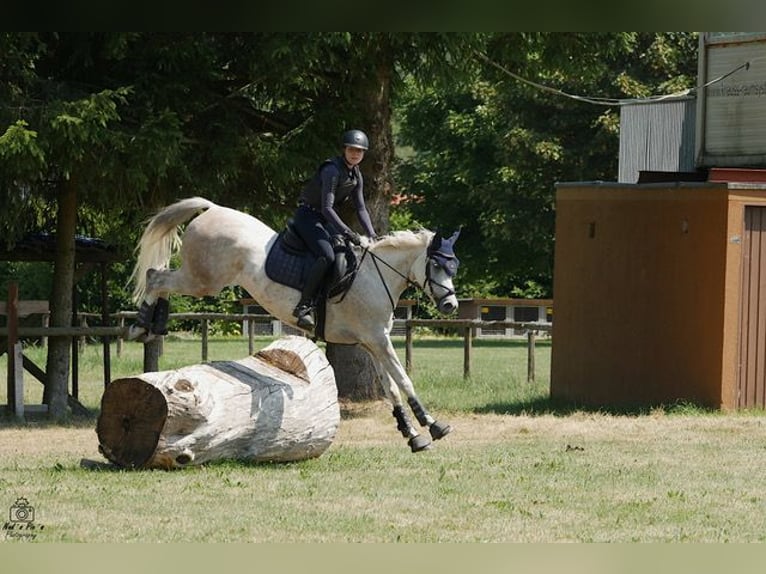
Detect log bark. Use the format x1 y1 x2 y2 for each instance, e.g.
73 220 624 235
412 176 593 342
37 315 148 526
96 336 339 469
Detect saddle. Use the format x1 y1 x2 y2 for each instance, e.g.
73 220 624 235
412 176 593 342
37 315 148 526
265 220 360 337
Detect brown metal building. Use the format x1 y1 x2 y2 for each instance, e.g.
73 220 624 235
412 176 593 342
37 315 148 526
550 178 766 409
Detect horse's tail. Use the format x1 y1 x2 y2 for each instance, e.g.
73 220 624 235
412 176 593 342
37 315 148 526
130 197 217 303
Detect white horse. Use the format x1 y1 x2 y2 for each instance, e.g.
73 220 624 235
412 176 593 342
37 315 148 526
127 197 461 452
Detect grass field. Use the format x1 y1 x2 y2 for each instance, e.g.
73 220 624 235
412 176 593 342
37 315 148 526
2 333 766 542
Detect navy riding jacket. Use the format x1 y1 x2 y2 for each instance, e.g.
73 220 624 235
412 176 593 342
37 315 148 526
299 156 376 237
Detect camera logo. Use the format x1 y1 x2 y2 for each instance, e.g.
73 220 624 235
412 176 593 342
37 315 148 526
4 497 44 540
10 497 34 523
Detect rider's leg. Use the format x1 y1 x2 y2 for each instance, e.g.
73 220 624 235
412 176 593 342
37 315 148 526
291 213 335 329
293 256 330 328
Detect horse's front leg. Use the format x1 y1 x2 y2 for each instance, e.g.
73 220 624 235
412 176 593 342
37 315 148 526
367 338 452 445
369 356 431 452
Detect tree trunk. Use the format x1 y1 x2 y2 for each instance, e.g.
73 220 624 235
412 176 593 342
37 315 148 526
327 41 395 402
96 336 340 469
44 178 77 420
325 344 383 401
358 42 395 235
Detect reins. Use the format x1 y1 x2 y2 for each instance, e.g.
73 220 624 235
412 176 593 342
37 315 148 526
363 244 456 313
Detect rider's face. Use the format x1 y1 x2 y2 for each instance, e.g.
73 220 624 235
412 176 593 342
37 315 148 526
343 146 365 166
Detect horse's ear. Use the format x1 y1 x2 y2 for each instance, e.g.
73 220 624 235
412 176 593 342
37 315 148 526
447 229 461 245
431 230 443 248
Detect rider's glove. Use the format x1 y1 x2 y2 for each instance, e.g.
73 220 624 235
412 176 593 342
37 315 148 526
345 230 362 246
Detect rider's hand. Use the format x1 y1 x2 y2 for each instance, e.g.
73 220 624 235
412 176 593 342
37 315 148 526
345 230 362 246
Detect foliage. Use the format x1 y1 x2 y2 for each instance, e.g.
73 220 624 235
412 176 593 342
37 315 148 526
0 33 483 317
0 262 52 301
395 32 699 298
0 33 700 414
167 286 245 336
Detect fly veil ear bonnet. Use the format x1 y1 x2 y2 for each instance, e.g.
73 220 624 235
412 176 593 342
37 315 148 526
427 230 461 277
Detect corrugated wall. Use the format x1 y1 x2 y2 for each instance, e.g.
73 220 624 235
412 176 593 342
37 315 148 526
618 98 697 183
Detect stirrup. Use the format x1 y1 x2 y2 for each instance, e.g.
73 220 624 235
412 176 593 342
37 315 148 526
293 304 315 329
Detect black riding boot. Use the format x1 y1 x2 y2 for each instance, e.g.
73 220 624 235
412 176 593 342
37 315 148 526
293 257 330 329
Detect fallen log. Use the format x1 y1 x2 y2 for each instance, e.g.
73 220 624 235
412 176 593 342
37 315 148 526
96 336 339 469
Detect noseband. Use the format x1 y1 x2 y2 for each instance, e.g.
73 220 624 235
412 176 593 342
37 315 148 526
425 258 458 308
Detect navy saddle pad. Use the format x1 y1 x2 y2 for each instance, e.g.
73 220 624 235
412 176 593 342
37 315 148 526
264 233 310 291
264 227 358 297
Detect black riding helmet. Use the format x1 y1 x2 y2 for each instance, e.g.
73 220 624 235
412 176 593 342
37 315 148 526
342 129 369 150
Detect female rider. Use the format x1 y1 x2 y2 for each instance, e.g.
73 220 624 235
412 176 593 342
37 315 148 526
291 129 377 330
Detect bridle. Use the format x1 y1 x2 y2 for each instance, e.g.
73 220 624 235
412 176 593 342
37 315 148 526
360 237 459 313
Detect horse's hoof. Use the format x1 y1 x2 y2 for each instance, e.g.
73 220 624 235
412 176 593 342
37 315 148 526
429 421 452 440
408 435 432 453
127 325 147 341
127 326 157 343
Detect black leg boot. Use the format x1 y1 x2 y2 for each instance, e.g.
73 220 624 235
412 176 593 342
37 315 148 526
293 257 330 330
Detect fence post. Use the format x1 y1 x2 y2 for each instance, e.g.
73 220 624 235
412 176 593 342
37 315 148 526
78 315 88 351
405 323 413 374
201 319 209 362
143 338 161 373
527 329 536 383
248 316 255 356
12 342 24 421
463 325 473 379
42 313 49 348
6 282 19 416
116 315 124 357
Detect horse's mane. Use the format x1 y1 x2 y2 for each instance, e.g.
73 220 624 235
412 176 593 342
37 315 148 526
372 229 432 250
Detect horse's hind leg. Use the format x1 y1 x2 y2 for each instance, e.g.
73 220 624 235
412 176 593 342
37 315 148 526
128 268 184 340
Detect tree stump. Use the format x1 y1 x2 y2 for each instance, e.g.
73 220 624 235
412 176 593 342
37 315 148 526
96 336 339 469
326 343 384 401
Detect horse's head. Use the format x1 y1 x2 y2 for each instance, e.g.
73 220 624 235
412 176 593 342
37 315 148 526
426 230 461 315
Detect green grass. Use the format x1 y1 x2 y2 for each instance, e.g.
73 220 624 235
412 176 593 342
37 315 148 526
3 332 766 542
396 336 551 414
2 411 766 542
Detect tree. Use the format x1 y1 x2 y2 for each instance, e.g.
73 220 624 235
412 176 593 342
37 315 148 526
1 33 347 417
0 33 487 414
395 32 699 298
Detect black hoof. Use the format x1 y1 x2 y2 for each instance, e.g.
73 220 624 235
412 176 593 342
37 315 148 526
408 435 432 453
429 421 452 440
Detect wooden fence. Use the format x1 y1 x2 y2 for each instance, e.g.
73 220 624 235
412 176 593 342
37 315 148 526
76 314 552 382
3 300 551 419
402 319 552 382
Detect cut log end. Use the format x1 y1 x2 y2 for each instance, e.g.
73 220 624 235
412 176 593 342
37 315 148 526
255 347 309 382
96 378 167 468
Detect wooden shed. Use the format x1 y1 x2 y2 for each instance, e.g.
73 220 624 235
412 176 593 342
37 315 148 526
550 178 766 410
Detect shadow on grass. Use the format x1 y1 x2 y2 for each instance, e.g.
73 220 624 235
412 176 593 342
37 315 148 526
393 337 552 351
0 409 97 429
473 397 723 417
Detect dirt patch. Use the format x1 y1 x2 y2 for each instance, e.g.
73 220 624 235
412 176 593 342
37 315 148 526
3 405 764 463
